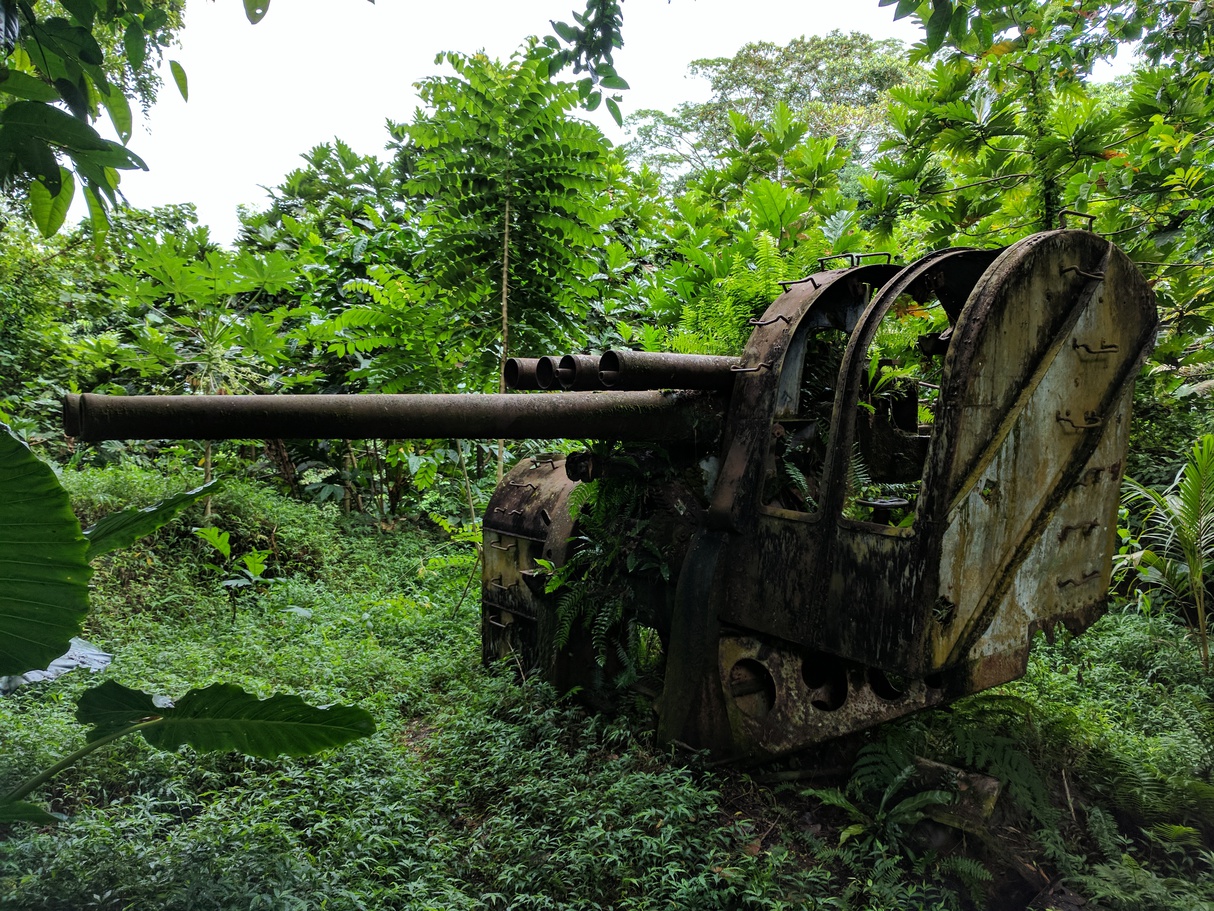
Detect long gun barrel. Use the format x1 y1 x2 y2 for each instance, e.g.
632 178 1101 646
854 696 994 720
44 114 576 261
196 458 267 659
63 390 723 443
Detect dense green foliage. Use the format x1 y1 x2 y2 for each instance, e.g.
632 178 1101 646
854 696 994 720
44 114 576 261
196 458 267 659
2 463 1210 909
2 0 1214 907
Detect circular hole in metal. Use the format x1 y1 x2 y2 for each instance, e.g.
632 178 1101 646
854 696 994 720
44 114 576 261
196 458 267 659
924 673 945 691
728 659 777 720
598 349 622 388
868 668 910 702
535 356 560 390
503 358 522 389
801 652 848 712
557 354 579 389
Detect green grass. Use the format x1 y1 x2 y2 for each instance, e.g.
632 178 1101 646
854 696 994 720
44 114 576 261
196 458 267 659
2 462 1212 910
1 464 837 910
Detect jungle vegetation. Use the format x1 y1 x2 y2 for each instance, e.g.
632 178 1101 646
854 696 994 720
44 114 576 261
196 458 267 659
1 1 1212 908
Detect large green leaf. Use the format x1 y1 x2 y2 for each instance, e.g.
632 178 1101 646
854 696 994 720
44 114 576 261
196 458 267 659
84 481 219 560
0 70 60 103
101 84 133 144
0 101 109 152
168 59 188 101
0 425 91 677
29 167 75 237
77 681 376 757
243 0 270 24
0 799 62 824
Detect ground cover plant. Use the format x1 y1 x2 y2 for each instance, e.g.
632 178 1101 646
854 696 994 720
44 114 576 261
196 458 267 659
1 459 1211 910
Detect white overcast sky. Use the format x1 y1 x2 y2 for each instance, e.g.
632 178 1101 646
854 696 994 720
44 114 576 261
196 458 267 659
109 1 925 243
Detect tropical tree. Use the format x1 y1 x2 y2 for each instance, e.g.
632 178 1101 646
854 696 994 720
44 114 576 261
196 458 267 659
237 138 402 252
0 0 189 235
626 32 915 186
389 47 613 399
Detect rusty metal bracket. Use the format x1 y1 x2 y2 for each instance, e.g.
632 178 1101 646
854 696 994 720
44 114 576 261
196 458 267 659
1059 209 1097 231
1059 520 1099 542
508 480 539 490
1056 410 1103 430
777 276 819 292
530 457 557 469
749 314 793 327
488 577 518 591
1057 570 1101 588
817 252 894 271
1072 338 1119 356
1061 265 1106 280
729 363 773 374
489 540 517 551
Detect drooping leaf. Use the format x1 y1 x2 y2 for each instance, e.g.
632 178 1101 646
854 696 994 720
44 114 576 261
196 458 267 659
243 0 269 24
925 0 954 53
84 481 220 561
123 19 146 71
12 134 60 190
0 101 109 151
52 77 89 120
0 70 59 103
102 84 133 143
0 425 91 677
0 800 62 824
169 59 187 101
83 184 108 247
57 0 95 28
29 167 74 236
77 681 377 757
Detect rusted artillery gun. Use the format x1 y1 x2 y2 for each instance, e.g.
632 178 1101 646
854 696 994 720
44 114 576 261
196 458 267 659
64 230 1156 761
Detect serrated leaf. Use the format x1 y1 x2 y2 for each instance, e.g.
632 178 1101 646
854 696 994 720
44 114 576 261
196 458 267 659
77 681 377 757
169 59 187 101
84 482 219 561
243 0 270 24
29 167 74 236
0 425 91 677
0 800 62 824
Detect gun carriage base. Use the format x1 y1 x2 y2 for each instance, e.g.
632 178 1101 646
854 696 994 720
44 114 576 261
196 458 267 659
64 230 1157 762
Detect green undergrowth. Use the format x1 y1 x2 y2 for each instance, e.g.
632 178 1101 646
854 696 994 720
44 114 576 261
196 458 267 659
2 461 1212 910
0 463 834 910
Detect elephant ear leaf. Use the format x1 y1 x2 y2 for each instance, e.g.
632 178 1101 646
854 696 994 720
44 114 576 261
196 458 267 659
84 481 219 560
0 799 63 824
77 681 376 757
0 425 90 677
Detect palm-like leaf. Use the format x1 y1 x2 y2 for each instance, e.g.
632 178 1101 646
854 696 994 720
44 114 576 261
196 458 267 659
1122 434 1214 669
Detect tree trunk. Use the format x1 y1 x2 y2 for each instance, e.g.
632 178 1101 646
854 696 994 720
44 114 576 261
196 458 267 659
497 197 510 482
